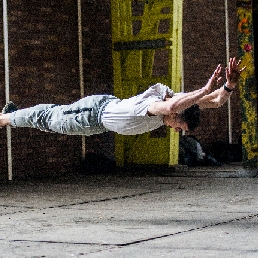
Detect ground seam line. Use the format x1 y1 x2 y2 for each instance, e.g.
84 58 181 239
0 190 158 216
116 213 258 247
3 213 258 247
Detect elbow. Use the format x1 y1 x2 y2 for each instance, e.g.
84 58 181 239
213 97 227 108
213 101 222 108
167 102 180 114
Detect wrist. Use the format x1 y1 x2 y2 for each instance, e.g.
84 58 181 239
224 83 234 92
225 82 236 89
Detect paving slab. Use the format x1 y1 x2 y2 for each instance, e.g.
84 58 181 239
94 216 258 258
0 174 258 257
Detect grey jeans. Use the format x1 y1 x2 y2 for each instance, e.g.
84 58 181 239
9 95 118 136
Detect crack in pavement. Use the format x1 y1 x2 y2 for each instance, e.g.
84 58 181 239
8 239 114 246
2 213 258 247
0 190 157 217
116 213 258 247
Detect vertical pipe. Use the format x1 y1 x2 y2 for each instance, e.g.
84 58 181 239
3 0 13 180
225 0 232 144
77 0 86 160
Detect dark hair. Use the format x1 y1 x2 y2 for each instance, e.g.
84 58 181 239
181 104 200 131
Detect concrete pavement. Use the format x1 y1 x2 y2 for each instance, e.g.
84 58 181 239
0 164 258 257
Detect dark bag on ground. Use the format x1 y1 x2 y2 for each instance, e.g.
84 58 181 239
179 135 220 167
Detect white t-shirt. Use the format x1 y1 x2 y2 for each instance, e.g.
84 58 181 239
102 83 174 135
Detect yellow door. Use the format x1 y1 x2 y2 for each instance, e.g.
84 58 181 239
111 0 183 166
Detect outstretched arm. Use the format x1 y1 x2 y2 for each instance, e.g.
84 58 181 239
147 65 221 116
197 57 246 109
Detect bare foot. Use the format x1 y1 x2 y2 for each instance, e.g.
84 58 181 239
0 113 11 127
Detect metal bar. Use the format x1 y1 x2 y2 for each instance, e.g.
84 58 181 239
3 0 13 181
114 38 171 51
77 0 86 160
225 0 232 144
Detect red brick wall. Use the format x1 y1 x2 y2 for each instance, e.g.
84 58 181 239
0 0 242 179
0 1 82 179
0 0 115 180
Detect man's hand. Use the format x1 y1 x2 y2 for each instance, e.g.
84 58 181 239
225 57 246 90
203 64 222 93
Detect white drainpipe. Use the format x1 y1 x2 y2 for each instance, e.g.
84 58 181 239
77 0 86 159
3 0 13 180
225 0 232 144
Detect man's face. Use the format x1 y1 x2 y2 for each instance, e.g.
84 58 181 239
163 114 189 132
